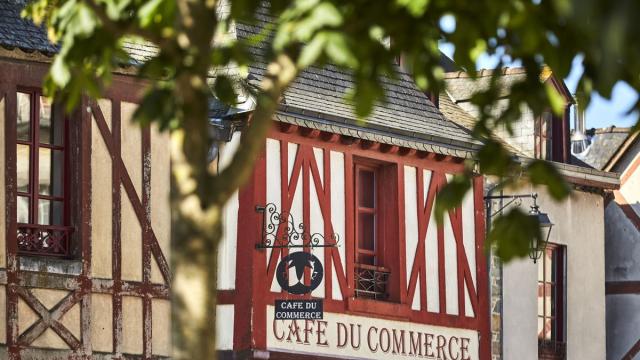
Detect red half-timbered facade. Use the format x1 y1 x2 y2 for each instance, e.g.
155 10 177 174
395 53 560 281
217 124 491 360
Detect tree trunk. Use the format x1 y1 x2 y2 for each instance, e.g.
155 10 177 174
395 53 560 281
171 53 298 360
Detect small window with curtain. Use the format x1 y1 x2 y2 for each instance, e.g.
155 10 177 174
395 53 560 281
15 89 73 257
354 161 391 300
538 244 566 360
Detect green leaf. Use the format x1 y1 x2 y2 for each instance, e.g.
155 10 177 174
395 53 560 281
434 174 471 225
325 32 358 67
50 55 71 87
487 207 541 262
395 0 429 17
545 82 565 115
526 160 571 201
138 0 164 27
297 32 327 68
213 75 238 106
477 140 515 176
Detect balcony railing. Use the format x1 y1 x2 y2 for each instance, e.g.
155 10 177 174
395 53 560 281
17 224 73 257
354 264 390 300
538 339 566 360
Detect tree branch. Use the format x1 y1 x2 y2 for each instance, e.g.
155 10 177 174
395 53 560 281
207 54 299 206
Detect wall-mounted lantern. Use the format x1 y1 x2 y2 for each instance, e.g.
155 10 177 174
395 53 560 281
527 195 554 263
485 193 554 264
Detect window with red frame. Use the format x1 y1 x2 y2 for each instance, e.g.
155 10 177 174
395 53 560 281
538 244 566 360
354 161 392 300
15 89 72 257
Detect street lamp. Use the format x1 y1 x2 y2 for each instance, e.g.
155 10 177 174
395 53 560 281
485 192 554 263
528 194 553 263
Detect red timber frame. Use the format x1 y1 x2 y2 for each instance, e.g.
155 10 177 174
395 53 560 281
1 60 170 359
228 123 491 359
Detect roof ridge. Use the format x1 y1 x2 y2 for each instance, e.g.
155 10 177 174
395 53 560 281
443 67 527 79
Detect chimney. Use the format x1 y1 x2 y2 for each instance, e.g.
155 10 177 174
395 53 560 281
570 92 591 155
574 92 587 134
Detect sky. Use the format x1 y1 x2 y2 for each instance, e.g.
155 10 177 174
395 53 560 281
439 40 638 131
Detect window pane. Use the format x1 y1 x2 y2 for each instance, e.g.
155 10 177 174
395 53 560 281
37 199 63 225
357 169 375 208
358 254 375 266
17 196 29 223
39 148 64 197
537 256 544 282
544 319 552 340
17 144 30 192
545 283 552 317
39 96 64 145
537 317 544 339
38 199 50 225
544 250 553 282
537 282 544 317
17 92 31 141
358 212 375 251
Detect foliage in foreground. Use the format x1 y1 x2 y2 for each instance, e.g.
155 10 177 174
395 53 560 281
23 0 640 358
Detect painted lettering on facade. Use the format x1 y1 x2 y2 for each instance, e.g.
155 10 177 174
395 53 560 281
267 306 479 360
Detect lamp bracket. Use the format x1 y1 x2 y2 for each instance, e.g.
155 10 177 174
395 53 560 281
484 193 537 215
255 203 340 250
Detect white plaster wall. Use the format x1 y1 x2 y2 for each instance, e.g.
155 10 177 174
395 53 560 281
606 294 640 360
604 202 640 281
502 188 606 359
120 103 143 282
217 132 241 290
150 124 171 284
606 142 640 360
215 304 234 350
91 100 113 279
330 151 345 301
503 258 538 360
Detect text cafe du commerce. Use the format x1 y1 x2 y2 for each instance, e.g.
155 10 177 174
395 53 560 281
268 306 478 360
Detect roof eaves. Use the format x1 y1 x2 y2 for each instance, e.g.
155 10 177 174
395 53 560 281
518 157 620 190
274 108 480 159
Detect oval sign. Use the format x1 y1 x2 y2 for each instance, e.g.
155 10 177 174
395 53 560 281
276 252 324 295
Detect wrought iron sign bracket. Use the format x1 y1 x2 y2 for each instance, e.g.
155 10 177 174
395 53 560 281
255 203 339 250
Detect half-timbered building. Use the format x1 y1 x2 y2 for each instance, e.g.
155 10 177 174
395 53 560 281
0 2 171 358
209 9 495 360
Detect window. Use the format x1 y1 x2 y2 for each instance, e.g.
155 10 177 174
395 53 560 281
535 111 553 160
538 244 566 360
353 160 394 300
15 89 72 257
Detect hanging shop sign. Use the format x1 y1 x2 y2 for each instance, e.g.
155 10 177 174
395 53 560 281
274 299 323 320
255 203 339 249
267 307 479 360
276 251 324 295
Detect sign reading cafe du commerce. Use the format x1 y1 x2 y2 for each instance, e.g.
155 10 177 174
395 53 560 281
267 306 479 360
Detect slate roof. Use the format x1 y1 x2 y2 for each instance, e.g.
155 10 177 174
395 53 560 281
0 1 157 61
0 0 58 54
573 127 630 170
234 7 480 150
